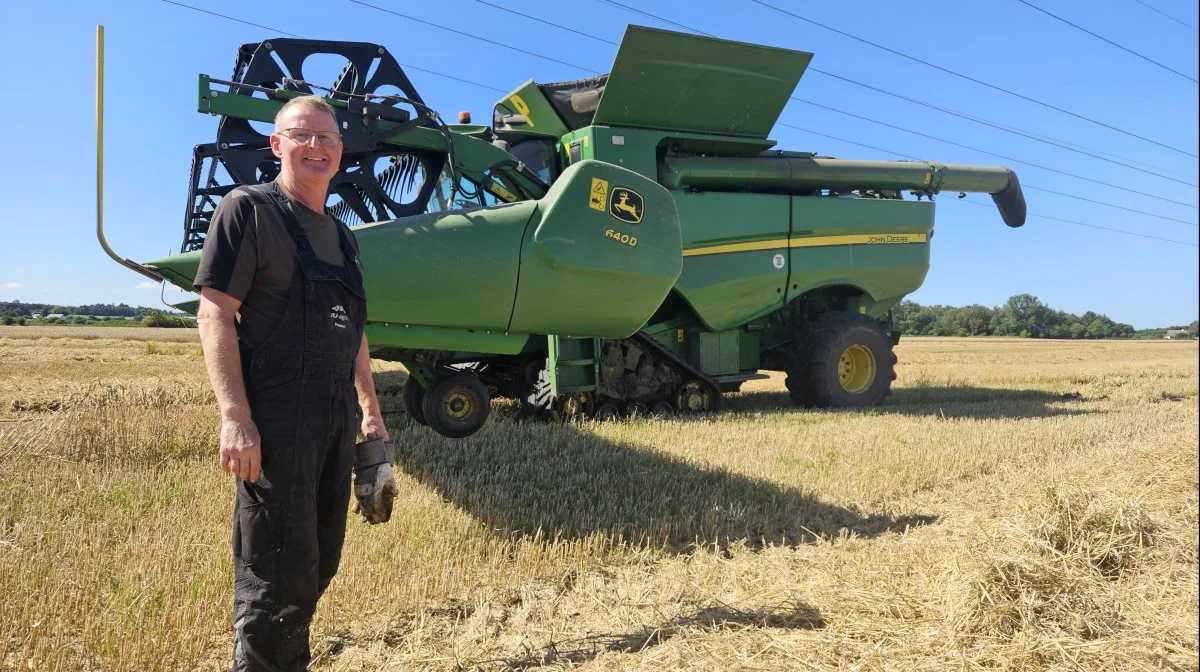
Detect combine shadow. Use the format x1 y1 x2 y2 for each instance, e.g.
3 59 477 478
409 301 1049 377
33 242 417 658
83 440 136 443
477 600 825 669
723 385 1099 420
392 415 936 554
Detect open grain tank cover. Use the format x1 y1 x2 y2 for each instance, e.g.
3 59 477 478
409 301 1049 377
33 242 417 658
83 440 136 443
591 25 813 138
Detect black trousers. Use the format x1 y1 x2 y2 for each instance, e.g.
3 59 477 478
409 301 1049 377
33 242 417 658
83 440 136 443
232 358 358 672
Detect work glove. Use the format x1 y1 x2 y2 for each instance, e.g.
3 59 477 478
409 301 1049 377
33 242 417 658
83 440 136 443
353 438 398 524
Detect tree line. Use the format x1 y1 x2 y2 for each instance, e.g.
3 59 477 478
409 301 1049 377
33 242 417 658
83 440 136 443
0 300 150 318
891 294 1197 340
0 301 193 328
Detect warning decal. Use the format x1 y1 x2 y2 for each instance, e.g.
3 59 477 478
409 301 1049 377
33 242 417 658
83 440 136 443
589 178 609 211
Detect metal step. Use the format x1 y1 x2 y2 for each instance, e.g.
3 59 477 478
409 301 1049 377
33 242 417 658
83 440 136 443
712 372 770 384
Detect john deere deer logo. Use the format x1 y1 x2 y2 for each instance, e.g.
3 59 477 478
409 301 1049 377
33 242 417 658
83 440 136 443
608 188 643 224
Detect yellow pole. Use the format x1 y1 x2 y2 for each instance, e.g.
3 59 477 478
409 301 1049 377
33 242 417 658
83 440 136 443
96 24 103 250
95 24 163 282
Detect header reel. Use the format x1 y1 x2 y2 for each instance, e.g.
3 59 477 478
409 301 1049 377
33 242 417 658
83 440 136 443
182 39 445 252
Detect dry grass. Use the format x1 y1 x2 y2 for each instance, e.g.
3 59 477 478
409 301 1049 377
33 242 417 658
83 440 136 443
0 329 1195 671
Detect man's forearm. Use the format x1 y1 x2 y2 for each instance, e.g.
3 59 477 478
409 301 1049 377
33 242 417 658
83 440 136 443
354 334 382 419
198 315 251 421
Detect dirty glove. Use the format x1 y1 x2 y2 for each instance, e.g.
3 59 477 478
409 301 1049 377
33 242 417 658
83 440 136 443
353 438 398 524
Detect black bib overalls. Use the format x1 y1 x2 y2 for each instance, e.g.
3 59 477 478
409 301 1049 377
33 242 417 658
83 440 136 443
229 184 366 672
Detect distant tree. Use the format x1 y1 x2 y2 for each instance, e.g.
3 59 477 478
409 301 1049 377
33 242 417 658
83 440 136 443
1189 321 1199 339
957 305 993 336
1 316 14 325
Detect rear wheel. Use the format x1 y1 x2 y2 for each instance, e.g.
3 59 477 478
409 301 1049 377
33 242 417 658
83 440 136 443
786 312 896 408
421 373 491 438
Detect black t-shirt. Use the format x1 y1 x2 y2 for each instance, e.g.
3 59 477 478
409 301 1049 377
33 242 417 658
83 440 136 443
193 182 362 349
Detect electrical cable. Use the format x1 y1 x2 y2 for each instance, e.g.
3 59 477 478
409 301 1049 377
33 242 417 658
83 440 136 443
1133 0 1198 32
160 1 1199 246
594 0 1198 182
464 0 1200 217
1014 0 1197 83
748 0 1199 158
955 198 1198 247
780 123 1200 241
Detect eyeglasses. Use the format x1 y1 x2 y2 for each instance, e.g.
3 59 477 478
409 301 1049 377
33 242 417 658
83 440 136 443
278 128 343 148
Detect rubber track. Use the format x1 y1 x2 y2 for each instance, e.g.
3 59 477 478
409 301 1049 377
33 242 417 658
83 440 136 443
631 332 724 412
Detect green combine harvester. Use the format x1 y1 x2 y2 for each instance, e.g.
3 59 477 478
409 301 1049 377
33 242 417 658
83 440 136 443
110 26 1026 438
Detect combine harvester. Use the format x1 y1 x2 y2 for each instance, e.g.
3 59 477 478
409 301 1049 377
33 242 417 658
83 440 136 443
99 26 1026 438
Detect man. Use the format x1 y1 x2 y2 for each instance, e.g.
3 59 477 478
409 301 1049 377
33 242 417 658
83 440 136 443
194 94 398 671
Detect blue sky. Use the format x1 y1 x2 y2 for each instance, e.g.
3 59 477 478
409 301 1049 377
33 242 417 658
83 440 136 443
1 0 1196 328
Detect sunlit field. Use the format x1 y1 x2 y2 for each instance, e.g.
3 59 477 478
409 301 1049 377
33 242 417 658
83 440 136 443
1 327 1196 671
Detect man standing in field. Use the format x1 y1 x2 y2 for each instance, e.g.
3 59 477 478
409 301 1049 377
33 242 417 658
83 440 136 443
194 95 398 671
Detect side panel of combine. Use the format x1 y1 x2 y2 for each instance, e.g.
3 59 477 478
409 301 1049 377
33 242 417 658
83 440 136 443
352 202 538 330
508 160 682 337
787 198 934 311
671 192 791 331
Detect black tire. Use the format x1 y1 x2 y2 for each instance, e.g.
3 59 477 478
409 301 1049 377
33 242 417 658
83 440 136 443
675 379 718 414
550 391 595 423
650 400 675 417
421 373 491 438
403 378 427 426
786 312 897 408
594 402 621 421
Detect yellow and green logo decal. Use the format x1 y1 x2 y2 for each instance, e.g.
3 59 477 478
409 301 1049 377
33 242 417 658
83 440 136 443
608 187 643 224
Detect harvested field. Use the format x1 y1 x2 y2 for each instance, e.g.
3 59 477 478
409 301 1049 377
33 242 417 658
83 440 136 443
1 328 1196 671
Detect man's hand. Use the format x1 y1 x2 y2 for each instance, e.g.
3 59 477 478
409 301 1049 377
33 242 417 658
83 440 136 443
361 413 389 443
220 415 262 482
353 438 397 524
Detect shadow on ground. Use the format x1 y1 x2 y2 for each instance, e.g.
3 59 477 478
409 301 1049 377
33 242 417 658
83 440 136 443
723 385 1100 420
391 409 935 554
475 600 826 670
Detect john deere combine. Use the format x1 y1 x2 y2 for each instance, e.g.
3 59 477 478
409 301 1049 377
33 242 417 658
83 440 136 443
115 26 1026 438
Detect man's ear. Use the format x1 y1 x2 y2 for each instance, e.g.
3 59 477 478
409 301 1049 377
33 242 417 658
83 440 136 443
269 133 283 159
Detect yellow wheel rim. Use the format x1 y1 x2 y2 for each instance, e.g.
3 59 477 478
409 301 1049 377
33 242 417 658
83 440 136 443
679 381 710 411
443 390 472 418
838 345 876 393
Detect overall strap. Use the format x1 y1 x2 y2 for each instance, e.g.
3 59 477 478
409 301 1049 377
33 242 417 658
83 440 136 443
234 183 365 299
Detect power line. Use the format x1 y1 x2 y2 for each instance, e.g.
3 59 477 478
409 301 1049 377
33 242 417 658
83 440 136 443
161 1 1198 244
590 0 1199 193
1134 0 1198 32
591 0 1200 213
795 96 1198 209
347 0 590 73
813 70 1197 186
956 198 1198 247
470 0 616 45
592 0 1196 184
748 0 1199 159
783 123 1199 234
159 0 505 93
1022 186 1197 226
1015 0 1197 83
159 0 301 38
